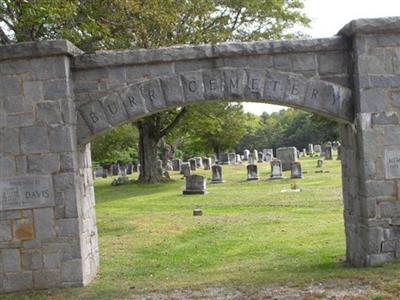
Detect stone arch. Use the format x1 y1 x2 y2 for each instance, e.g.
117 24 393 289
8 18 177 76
2 16 400 293
76 67 352 144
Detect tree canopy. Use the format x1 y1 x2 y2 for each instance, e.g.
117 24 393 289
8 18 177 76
0 0 316 182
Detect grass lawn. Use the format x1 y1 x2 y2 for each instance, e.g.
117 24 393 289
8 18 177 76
6 155 400 299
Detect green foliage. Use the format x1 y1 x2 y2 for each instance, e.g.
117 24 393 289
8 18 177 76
91 123 138 165
1 0 309 49
172 102 249 157
237 109 339 152
0 0 311 180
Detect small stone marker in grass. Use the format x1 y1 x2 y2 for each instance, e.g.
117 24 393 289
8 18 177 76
193 208 203 216
317 159 324 168
247 164 259 181
183 175 207 195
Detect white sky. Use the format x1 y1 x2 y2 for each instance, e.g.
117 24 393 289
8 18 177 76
243 0 400 115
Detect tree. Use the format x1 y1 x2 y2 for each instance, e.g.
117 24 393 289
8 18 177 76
174 102 248 158
236 108 339 153
91 123 139 166
136 108 187 183
0 0 310 183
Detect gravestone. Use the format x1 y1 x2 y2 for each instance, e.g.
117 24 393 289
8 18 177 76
291 162 303 179
248 153 256 164
102 168 108 178
314 145 322 153
219 153 230 164
127 163 133 174
211 165 224 183
308 144 314 156
265 153 273 162
181 163 191 177
302 148 307 157
172 159 182 171
243 149 250 160
332 141 339 150
337 145 342 160
270 160 283 179
94 167 103 178
210 155 217 165
183 175 207 195
119 164 127 176
112 164 119 176
276 147 298 171
317 159 324 168
263 149 273 159
228 153 237 164
258 152 264 163
195 157 203 168
165 160 173 171
236 154 242 164
324 146 333 160
189 159 197 171
246 164 259 181
203 157 211 170
252 150 258 162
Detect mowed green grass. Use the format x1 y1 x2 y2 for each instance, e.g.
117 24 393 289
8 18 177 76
7 155 400 299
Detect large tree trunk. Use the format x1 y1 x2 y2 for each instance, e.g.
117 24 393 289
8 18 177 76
137 119 163 183
136 108 188 184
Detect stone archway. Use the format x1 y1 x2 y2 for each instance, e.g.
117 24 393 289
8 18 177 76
1 17 400 292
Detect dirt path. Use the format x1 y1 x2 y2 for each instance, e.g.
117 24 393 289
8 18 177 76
133 280 390 300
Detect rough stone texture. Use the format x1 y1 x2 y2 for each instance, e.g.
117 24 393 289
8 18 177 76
76 67 352 143
3 16 400 293
0 47 98 293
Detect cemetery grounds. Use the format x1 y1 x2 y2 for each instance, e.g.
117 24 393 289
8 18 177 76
6 154 400 299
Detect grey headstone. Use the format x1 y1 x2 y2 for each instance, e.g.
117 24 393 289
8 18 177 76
211 165 224 183
270 160 283 180
291 162 303 179
189 159 197 171
246 164 259 181
276 147 298 171
202 157 211 170
180 162 191 177
183 175 207 195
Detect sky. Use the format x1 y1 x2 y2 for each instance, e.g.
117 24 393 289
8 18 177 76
243 0 400 115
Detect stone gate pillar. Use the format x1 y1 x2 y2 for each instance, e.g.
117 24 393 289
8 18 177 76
340 19 400 266
0 41 98 292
